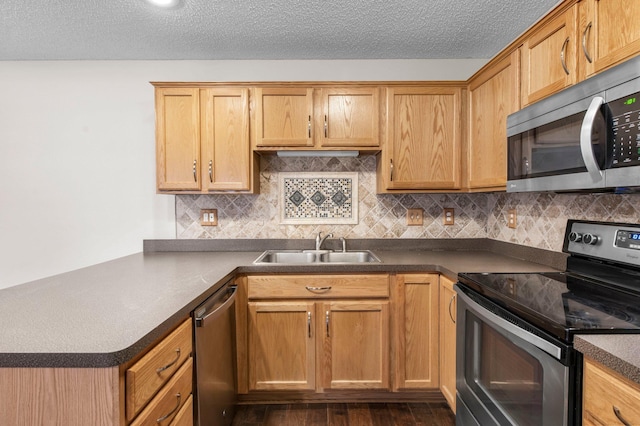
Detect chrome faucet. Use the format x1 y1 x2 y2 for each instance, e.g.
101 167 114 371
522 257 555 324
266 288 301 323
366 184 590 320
339 237 347 252
315 232 333 251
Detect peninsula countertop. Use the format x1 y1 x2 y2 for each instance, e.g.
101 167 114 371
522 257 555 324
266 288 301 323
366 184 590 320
0 238 564 368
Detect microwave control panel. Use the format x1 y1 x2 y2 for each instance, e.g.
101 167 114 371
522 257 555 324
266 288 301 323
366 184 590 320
611 91 640 167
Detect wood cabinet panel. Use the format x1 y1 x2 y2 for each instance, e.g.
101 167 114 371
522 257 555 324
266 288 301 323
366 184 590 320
321 300 389 390
379 86 461 191
318 88 380 148
130 357 193 426
156 88 201 191
583 357 640 426
200 88 251 191
247 274 389 299
254 87 314 147
393 274 439 390
439 276 456 412
521 5 578 106
248 301 316 391
126 319 192 421
581 0 640 78
467 50 520 190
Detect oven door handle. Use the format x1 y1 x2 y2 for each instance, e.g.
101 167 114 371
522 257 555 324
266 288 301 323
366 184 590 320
580 96 605 183
457 289 563 360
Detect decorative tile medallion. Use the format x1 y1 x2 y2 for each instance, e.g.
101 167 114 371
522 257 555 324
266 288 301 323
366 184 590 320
279 172 358 224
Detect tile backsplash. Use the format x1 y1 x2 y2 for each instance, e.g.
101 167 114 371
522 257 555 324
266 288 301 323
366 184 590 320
176 155 640 253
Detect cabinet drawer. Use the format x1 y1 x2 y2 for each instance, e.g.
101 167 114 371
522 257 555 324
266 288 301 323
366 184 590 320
126 319 192 421
248 274 389 299
131 357 193 426
169 393 193 426
583 357 640 425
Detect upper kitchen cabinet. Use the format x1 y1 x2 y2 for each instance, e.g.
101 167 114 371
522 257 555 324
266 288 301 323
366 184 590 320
253 86 381 151
521 4 578 106
254 87 314 148
317 87 380 148
377 86 462 192
155 87 201 192
153 84 258 194
466 50 520 191
579 0 640 79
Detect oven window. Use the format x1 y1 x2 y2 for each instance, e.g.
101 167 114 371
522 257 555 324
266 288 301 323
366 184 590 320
466 315 544 425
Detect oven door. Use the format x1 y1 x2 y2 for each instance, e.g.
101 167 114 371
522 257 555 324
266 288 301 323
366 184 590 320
455 285 571 426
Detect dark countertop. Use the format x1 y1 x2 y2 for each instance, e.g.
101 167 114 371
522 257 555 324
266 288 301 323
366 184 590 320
574 335 640 384
0 238 565 368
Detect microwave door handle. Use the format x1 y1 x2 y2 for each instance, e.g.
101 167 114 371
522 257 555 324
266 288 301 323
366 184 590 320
580 96 605 182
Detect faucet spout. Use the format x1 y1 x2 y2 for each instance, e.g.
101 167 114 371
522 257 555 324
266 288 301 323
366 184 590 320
315 232 334 251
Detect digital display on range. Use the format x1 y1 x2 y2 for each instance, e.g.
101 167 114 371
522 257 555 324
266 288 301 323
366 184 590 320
615 230 640 249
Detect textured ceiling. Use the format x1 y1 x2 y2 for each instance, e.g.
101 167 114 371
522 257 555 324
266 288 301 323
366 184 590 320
1 0 560 61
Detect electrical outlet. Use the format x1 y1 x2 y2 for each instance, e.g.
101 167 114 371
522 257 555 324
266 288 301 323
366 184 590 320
201 209 218 226
407 208 423 226
507 209 517 229
443 208 455 225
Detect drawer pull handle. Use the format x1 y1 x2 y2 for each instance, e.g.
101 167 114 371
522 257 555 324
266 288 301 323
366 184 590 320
613 406 631 426
305 286 332 293
156 348 180 373
156 392 181 423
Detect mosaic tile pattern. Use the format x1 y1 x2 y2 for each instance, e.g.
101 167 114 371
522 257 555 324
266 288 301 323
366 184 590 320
280 172 357 224
175 155 640 254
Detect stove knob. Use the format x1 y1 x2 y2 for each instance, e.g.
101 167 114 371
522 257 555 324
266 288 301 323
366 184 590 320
583 233 599 245
569 232 582 243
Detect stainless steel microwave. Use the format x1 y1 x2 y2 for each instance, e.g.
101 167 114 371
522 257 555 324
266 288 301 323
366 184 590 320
507 55 640 193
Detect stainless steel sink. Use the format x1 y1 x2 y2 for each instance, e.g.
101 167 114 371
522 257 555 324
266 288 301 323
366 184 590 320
253 250 380 264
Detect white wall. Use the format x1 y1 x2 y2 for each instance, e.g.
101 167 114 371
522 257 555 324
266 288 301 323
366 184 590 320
0 59 486 289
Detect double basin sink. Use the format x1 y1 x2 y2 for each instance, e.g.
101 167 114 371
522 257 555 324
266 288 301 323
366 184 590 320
254 250 381 264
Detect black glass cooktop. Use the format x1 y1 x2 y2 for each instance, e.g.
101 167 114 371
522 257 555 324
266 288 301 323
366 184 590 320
457 271 640 343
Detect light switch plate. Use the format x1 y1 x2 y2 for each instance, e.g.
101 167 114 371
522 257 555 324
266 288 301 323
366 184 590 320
407 208 423 226
201 209 218 226
507 209 517 229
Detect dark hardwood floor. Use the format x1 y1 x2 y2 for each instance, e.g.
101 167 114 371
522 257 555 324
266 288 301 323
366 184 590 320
232 402 455 426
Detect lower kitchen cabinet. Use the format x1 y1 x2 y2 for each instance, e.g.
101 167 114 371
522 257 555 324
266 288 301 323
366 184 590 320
392 273 440 390
583 357 640 426
243 274 390 394
439 276 457 412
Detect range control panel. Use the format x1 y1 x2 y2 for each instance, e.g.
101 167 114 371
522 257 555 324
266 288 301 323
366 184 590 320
611 91 640 167
564 220 640 266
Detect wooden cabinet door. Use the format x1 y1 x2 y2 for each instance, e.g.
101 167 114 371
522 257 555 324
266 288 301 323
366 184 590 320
467 50 520 190
581 0 640 78
254 87 314 147
318 88 380 148
521 5 578 106
248 301 316 391
155 88 201 191
393 274 439 390
321 300 389 390
200 88 251 191
381 87 461 191
439 276 457 413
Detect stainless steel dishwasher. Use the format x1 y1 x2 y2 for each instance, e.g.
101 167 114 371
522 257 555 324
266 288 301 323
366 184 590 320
193 280 237 426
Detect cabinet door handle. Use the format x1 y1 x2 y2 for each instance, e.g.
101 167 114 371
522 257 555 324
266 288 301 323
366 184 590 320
208 160 213 183
192 160 198 182
582 22 593 63
156 348 181 373
325 310 330 337
156 392 181 423
390 159 394 182
307 311 312 338
560 37 570 75
305 286 332 293
308 115 311 138
324 115 328 137
613 406 631 426
448 294 456 324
